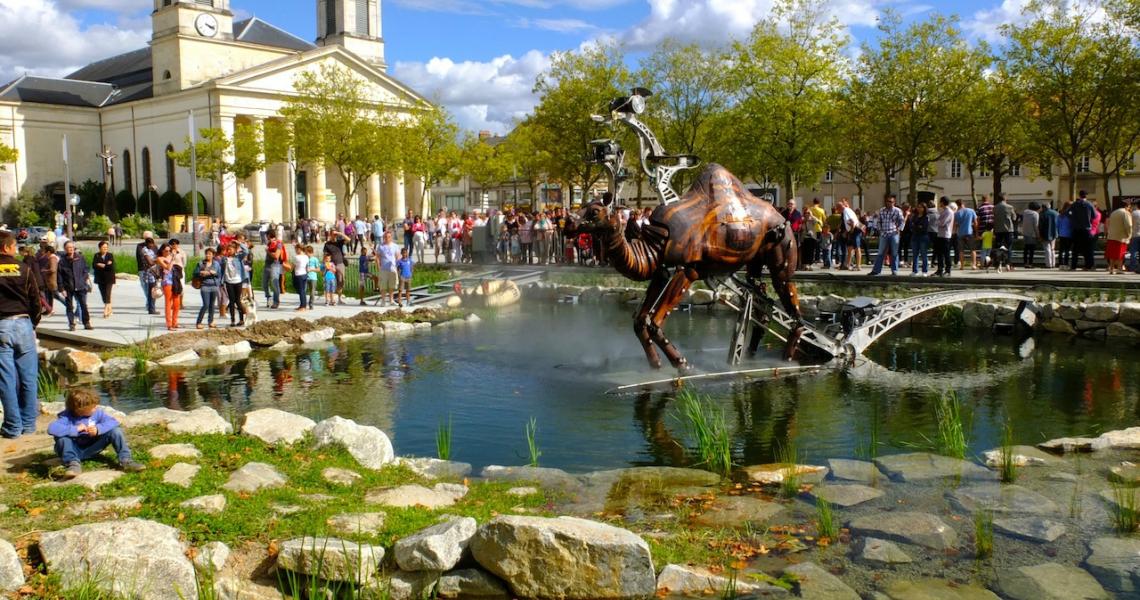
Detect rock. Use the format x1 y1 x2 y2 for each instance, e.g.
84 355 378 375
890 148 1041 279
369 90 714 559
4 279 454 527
44 469 122 490
158 349 200 366
206 341 252 359
992 517 1066 543
1018 307 1038 329
819 294 846 313
322 467 362 486
848 512 958 550
1075 320 1107 333
128 406 231 434
981 445 1062 468
213 577 282 600
826 458 883 484
39 518 196 600
1059 304 1086 321
946 484 1059 515
271 504 303 515
277 537 384 584
655 564 785 597
148 443 201 460
998 563 1109 600
470 515 655 600
240 408 315 445
783 562 859 600
480 465 581 490
1106 322 1140 338
1042 317 1077 335
365 484 459 509
70 496 143 515
743 463 829 485
399 457 473 480
857 537 913 564
1098 487 1139 515
1119 302 1140 325
1084 302 1119 322
163 463 200 488
326 512 387 536
300 494 335 503
193 541 230 574
434 482 469 499
1098 427 1140 449
181 494 226 514
808 484 884 507
1084 537 1140 595
962 302 997 329
312 416 394 470
507 486 539 497
268 341 292 352
693 495 785 528
873 452 993 482
385 570 441 600
300 327 335 344
394 517 477 572
380 321 416 335
1037 436 1109 453
1046 472 1079 482
0 539 22 592
56 348 103 374
883 578 999 600
1108 463 1140 485
101 356 150 378
436 568 511 599
221 462 286 493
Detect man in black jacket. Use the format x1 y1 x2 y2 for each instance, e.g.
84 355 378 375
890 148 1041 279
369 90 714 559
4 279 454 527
0 230 42 438
135 232 158 314
58 241 92 331
1068 190 1096 271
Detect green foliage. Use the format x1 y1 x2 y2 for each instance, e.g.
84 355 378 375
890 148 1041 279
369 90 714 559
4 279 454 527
37 366 63 403
80 214 114 238
169 128 231 185
974 509 994 559
119 213 160 238
525 417 542 467
403 106 462 215
0 140 18 168
138 189 160 220
932 390 969 459
183 191 208 217
999 421 1018 484
676 390 734 479
115 189 137 218
155 190 184 221
436 415 452 461
815 497 839 540
775 439 800 498
75 179 105 215
3 191 53 227
1110 483 1138 535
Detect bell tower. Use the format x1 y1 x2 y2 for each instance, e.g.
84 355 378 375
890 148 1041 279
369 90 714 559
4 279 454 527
151 0 237 96
151 0 234 42
316 0 386 67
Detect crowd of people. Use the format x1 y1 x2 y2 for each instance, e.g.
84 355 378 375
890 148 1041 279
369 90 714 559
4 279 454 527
780 192 1140 277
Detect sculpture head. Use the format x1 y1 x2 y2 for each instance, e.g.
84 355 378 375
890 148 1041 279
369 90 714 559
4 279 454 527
573 198 617 235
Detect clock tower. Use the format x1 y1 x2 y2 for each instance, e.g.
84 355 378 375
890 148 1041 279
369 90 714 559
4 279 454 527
151 0 234 42
317 0 385 67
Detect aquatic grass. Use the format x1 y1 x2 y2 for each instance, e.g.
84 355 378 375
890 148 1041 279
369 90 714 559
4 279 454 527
1070 453 1084 519
775 439 800 498
436 415 453 461
1110 483 1139 535
973 509 994 559
999 421 1018 484
928 390 969 459
37 367 63 403
815 497 839 540
676 390 734 479
720 568 740 600
132 327 155 372
525 417 542 467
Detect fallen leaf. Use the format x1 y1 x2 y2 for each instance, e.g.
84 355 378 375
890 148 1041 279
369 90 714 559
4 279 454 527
26 508 43 517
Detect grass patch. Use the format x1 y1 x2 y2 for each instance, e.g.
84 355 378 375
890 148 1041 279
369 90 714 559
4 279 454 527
815 497 838 540
525 417 541 468
436 415 452 461
38 367 63 403
973 509 994 559
676 390 734 479
1110 483 1139 535
999 421 1018 484
775 440 800 498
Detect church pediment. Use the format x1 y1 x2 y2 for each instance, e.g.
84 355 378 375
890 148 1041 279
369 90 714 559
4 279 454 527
211 46 427 109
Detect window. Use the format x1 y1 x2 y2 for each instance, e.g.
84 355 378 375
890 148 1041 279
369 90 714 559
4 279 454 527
355 0 369 35
950 159 962 178
1124 154 1136 173
165 144 176 191
1078 156 1091 173
326 0 337 35
194 0 214 6
141 147 152 191
823 169 833 183
1008 163 1021 177
122 149 133 196
162 70 172 80
979 165 990 177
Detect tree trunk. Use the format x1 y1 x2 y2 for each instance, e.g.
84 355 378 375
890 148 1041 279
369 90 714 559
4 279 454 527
1103 173 1112 209
968 170 976 207
991 162 1003 201
783 172 795 207
1064 162 1076 207
907 163 919 207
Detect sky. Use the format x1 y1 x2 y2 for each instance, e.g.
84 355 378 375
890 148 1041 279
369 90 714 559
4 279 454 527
0 0 1034 133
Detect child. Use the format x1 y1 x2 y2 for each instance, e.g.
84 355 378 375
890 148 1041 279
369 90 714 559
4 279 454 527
820 225 833 269
358 246 373 306
48 388 144 479
305 245 319 309
980 229 994 267
396 247 414 307
322 253 337 306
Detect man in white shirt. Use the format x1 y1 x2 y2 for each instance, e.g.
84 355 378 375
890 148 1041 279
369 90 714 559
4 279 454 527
934 196 955 277
841 200 863 270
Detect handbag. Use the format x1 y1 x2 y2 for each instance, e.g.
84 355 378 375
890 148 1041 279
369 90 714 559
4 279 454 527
191 275 202 290
151 285 163 300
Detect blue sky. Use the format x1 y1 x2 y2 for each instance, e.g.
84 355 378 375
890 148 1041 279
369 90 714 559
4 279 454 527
1 0 1028 133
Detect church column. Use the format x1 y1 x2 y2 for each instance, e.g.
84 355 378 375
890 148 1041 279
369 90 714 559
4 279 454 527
307 164 328 223
367 174 382 218
384 171 406 220
218 115 237 224
408 176 425 216
248 116 266 223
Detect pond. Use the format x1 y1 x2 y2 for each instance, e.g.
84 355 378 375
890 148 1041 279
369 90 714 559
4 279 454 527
95 301 1140 473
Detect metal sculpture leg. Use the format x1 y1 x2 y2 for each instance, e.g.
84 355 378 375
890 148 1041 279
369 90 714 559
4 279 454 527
767 238 804 361
633 270 671 369
728 292 754 366
646 268 698 371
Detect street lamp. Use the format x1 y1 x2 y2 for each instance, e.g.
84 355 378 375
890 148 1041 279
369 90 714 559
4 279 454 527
67 194 79 238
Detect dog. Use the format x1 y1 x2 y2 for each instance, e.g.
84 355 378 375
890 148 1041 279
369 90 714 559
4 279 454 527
984 246 1010 273
240 284 258 324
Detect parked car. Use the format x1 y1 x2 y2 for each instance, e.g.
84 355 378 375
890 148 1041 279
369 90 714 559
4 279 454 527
25 227 50 244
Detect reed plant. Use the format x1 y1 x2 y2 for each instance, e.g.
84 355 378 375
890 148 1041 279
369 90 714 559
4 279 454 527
815 497 839 540
436 415 453 461
973 509 994 559
932 390 969 459
38 367 63 403
131 327 154 372
1110 483 1139 535
719 568 740 600
999 421 1018 484
525 417 542 467
775 439 800 498
677 390 734 479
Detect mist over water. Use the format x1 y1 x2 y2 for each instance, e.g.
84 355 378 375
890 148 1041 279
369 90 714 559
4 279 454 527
96 302 1140 472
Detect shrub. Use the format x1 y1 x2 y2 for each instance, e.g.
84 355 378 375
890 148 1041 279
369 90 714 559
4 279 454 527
75 179 104 215
2 192 52 227
183 191 208 215
119 213 159 238
156 190 183 221
114 189 136 217
138 190 160 220
80 214 113 238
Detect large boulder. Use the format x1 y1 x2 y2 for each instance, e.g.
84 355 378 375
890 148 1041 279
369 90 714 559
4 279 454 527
1083 302 1119 322
962 302 997 329
1118 302 1140 325
276 537 384 585
848 512 958 550
1084 537 1140 595
364 484 462 509
221 462 286 493
240 409 315 445
126 406 232 435
1106 322 1140 338
470 516 655 600
1042 318 1077 335
436 569 511 599
54 348 104 374
0 539 23 592
399 457 473 480
394 517 477 572
1098 427 1140 449
998 563 1108 600
312 416 394 470
39 518 196 600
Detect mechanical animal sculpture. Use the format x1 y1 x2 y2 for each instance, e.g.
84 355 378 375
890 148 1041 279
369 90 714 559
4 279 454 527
575 89 805 371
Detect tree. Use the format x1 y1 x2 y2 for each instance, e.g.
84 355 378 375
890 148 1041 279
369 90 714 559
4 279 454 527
531 42 631 199
402 106 461 216
497 119 551 207
1001 0 1136 204
282 63 406 216
230 122 265 181
852 12 989 205
168 127 230 206
460 134 509 207
725 0 847 201
834 92 882 209
0 141 18 207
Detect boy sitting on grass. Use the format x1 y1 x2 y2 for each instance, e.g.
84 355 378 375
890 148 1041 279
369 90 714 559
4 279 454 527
48 388 145 479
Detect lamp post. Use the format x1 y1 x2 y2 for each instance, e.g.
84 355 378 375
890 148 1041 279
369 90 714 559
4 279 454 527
62 135 71 236
188 110 199 257
67 194 79 239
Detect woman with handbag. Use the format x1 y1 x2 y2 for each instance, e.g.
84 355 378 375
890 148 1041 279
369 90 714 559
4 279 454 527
92 241 115 318
194 247 222 329
155 244 182 330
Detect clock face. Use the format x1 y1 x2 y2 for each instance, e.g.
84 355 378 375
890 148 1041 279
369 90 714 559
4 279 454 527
195 13 219 38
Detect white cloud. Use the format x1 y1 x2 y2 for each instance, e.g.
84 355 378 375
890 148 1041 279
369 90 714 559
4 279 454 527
963 0 1030 43
391 50 552 134
0 0 149 82
390 0 631 12
515 17 598 32
55 0 149 11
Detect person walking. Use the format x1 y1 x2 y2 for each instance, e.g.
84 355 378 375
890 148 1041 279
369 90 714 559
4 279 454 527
1106 202 1133 275
1021 203 1040 268
402 210 415 251
57 241 92 331
193 247 222 329
841 199 863 270
1038 203 1059 269
909 202 931 276
291 244 310 311
869 195 904 276
0 230 42 439
155 244 182 330
222 242 246 327
135 233 158 315
36 243 63 315
1068 191 1096 271
305 245 319 309
92 241 115 318
1129 199 1140 274
263 230 283 309
323 230 348 305
934 197 955 277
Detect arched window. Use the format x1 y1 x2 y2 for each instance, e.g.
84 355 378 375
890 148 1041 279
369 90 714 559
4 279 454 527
141 147 152 192
165 144 176 191
122 149 133 195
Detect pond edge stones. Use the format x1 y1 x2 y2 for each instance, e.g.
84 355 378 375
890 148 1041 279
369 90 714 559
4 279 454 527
0 539 23 593
240 408 316 445
848 512 958 550
276 536 385 585
470 515 655 600
394 516 477 572
221 462 287 493
313 416 394 470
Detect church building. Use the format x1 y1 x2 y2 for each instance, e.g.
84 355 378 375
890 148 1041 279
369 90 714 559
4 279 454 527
0 0 428 225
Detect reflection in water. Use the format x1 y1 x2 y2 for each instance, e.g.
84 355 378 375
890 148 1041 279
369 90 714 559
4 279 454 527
93 302 1140 472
